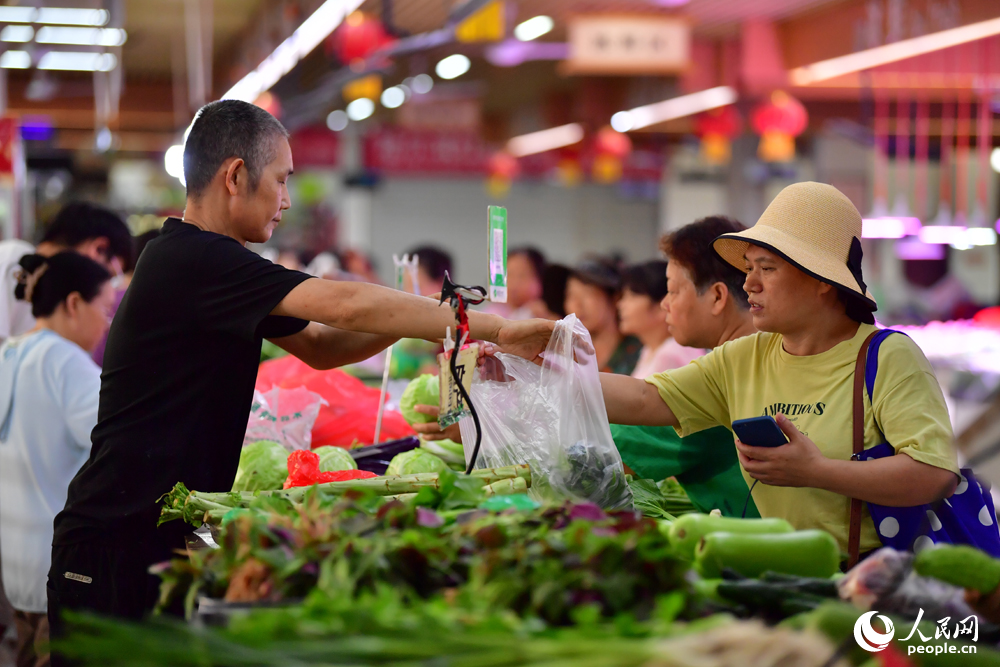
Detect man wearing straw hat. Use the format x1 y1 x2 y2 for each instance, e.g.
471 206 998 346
599 181 960 557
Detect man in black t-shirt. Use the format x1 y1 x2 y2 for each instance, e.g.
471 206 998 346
47 100 554 648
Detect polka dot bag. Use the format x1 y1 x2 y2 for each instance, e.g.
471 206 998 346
848 329 1000 567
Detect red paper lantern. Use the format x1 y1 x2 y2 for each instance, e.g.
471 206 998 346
751 91 808 163
253 91 282 119
486 151 520 197
594 126 632 159
325 12 393 65
694 106 741 165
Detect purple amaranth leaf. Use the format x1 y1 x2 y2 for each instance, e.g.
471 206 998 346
569 503 608 523
416 507 445 528
301 562 318 576
591 527 616 538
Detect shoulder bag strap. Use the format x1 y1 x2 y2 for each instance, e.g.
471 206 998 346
848 330 881 569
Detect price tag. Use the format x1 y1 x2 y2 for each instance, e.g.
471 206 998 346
438 343 479 428
488 205 507 303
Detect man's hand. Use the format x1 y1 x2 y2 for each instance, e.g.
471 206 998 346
735 414 825 487
495 318 556 362
410 405 463 442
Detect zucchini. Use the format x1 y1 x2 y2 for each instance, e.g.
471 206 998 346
914 544 1000 594
667 513 793 560
695 530 839 579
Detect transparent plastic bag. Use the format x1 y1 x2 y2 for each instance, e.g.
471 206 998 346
459 314 633 510
244 386 327 451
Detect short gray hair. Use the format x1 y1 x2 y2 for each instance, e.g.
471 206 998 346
183 100 289 198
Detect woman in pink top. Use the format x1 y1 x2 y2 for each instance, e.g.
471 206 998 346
619 260 704 378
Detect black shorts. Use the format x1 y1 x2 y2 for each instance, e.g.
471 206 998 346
47 531 183 667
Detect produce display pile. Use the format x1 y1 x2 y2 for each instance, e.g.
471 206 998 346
56 372 1000 666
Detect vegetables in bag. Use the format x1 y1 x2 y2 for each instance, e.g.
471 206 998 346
459 314 632 510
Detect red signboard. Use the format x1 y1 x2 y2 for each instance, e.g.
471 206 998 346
288 125 340 168
363 127 663 182
0 117 19 176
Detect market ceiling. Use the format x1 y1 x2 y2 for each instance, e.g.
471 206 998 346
3 0 1000 153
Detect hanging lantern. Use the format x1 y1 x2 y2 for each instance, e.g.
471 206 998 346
591 126 632 184
343 74 382 103
751 91 808 163
594 126 632 159
253 91 282 119
694 106 741 165
486 151 519 198
555 157 583 187
325 12 393 66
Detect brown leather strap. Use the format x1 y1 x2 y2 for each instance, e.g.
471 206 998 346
848 331 880 569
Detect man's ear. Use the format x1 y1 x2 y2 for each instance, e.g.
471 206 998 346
710 282 729 316
224 158 245 196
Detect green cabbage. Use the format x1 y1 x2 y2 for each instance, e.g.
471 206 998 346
313 445 357 472
399 374 439 425
231 440 288 492
420 438 465 468
386 449 450 476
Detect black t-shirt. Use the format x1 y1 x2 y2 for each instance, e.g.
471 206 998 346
53 218 310 546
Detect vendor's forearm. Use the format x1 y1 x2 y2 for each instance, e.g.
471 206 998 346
270 324 398 370
274 280 503 343
600 372 679 427
813 453 958 507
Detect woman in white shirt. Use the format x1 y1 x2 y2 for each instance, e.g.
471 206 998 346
618 260 704 379
0 252 113 667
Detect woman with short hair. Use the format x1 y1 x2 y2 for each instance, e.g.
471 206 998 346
565 260 641 375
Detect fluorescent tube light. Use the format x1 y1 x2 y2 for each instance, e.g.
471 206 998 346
514 16 554 42
223 0 365 102
507 123 584 157
791 16 1000 85
38 51 117 71
36 26 126 47
0 51 30 69
611 86 737 132
0 25 34 42
36 8 109 26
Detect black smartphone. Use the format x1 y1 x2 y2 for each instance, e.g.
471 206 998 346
732 416 788 447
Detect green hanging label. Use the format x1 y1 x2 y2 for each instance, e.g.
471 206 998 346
487 205 508 303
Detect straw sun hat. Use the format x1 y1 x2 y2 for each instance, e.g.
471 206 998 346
712 181 877 313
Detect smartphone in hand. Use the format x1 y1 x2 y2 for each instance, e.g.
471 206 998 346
732 416 788 448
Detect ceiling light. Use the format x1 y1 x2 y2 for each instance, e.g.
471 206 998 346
164 145 185 184
507 123 584 157
0 25 33 42
38 51 117 72
36 26 127 47
991 148 1000 174
223 0 366 102
514 15 554 42
435 54 470 80
791 16 1000 85
346 97 374 121
411 73 433 94
381 86 405 109
95 127 112 153
0 51 30 69
861 217 921 239
326 109 348 131
0 6 36 23
36 7 109 26
610 111 634 133
919 225 966 245
613 86 737 131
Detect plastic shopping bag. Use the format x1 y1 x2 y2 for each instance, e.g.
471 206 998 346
245 386 327 451
256 356 415 447
459 314 633 510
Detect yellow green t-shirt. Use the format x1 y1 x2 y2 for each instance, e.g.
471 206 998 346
646 323 959 554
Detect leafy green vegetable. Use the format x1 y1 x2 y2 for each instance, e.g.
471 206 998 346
419 437 465 469
231 440 288 493
386 449 449 476
398 374 439 425
312 445 357 472
629 478 697 519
